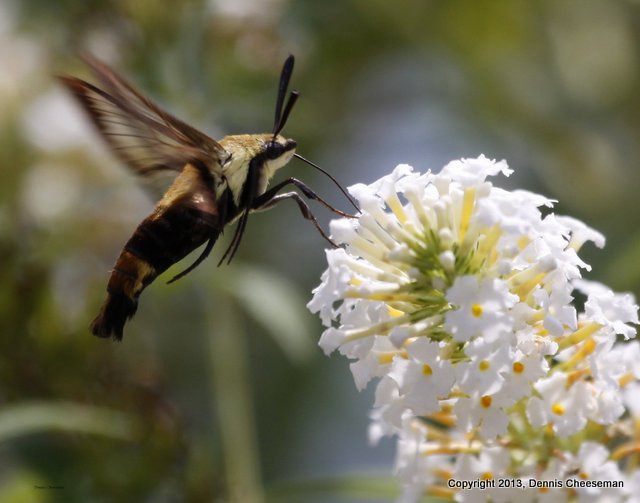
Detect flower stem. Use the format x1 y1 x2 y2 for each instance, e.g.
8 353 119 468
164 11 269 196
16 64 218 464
208 295 264 503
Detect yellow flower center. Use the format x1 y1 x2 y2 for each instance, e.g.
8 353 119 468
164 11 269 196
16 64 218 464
471 304 483 317
480 395 492 408
551 403 565 416
378 353 394 364
513 361 524 374
479 359 491 372
422 364 433 376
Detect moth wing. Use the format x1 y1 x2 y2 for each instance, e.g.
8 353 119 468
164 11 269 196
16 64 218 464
59 56 228 198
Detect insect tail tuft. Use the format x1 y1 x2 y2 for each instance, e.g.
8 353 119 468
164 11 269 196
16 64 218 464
90 293 138 341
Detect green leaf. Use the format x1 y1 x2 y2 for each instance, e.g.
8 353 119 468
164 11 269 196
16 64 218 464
217 264 315 364
0 401 137 443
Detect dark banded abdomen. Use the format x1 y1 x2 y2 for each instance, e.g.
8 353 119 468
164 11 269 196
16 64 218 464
91 203 220 340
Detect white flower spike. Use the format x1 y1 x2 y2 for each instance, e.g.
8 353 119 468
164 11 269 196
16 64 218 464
309 156 640 502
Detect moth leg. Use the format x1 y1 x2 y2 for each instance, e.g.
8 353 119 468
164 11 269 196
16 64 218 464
218 209 249 266
256 177 357 219
166 233 218 284
254 191 338 248
218 156 261 266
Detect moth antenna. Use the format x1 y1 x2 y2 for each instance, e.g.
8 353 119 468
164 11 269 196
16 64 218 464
294 153 360 213
274 90 300 137
273 55 295 136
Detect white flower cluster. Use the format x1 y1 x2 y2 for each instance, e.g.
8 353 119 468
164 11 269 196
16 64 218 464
308 156 640 502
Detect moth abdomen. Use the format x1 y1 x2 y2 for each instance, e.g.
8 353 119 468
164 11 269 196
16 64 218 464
90 250 152 340
91 200 221 340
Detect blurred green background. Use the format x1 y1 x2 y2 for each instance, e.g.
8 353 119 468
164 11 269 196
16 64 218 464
2 0 640 501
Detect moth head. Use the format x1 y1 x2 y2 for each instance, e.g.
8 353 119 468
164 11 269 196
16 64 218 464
237 133 294 179
265 133 297 162
218 132 296 178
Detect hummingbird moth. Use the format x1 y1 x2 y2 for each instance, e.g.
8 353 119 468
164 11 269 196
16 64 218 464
60 55 357 341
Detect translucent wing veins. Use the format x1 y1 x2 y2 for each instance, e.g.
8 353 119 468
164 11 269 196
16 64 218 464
58 56 229 189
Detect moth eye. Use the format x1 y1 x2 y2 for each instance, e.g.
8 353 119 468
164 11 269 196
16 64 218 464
266 142 284 160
